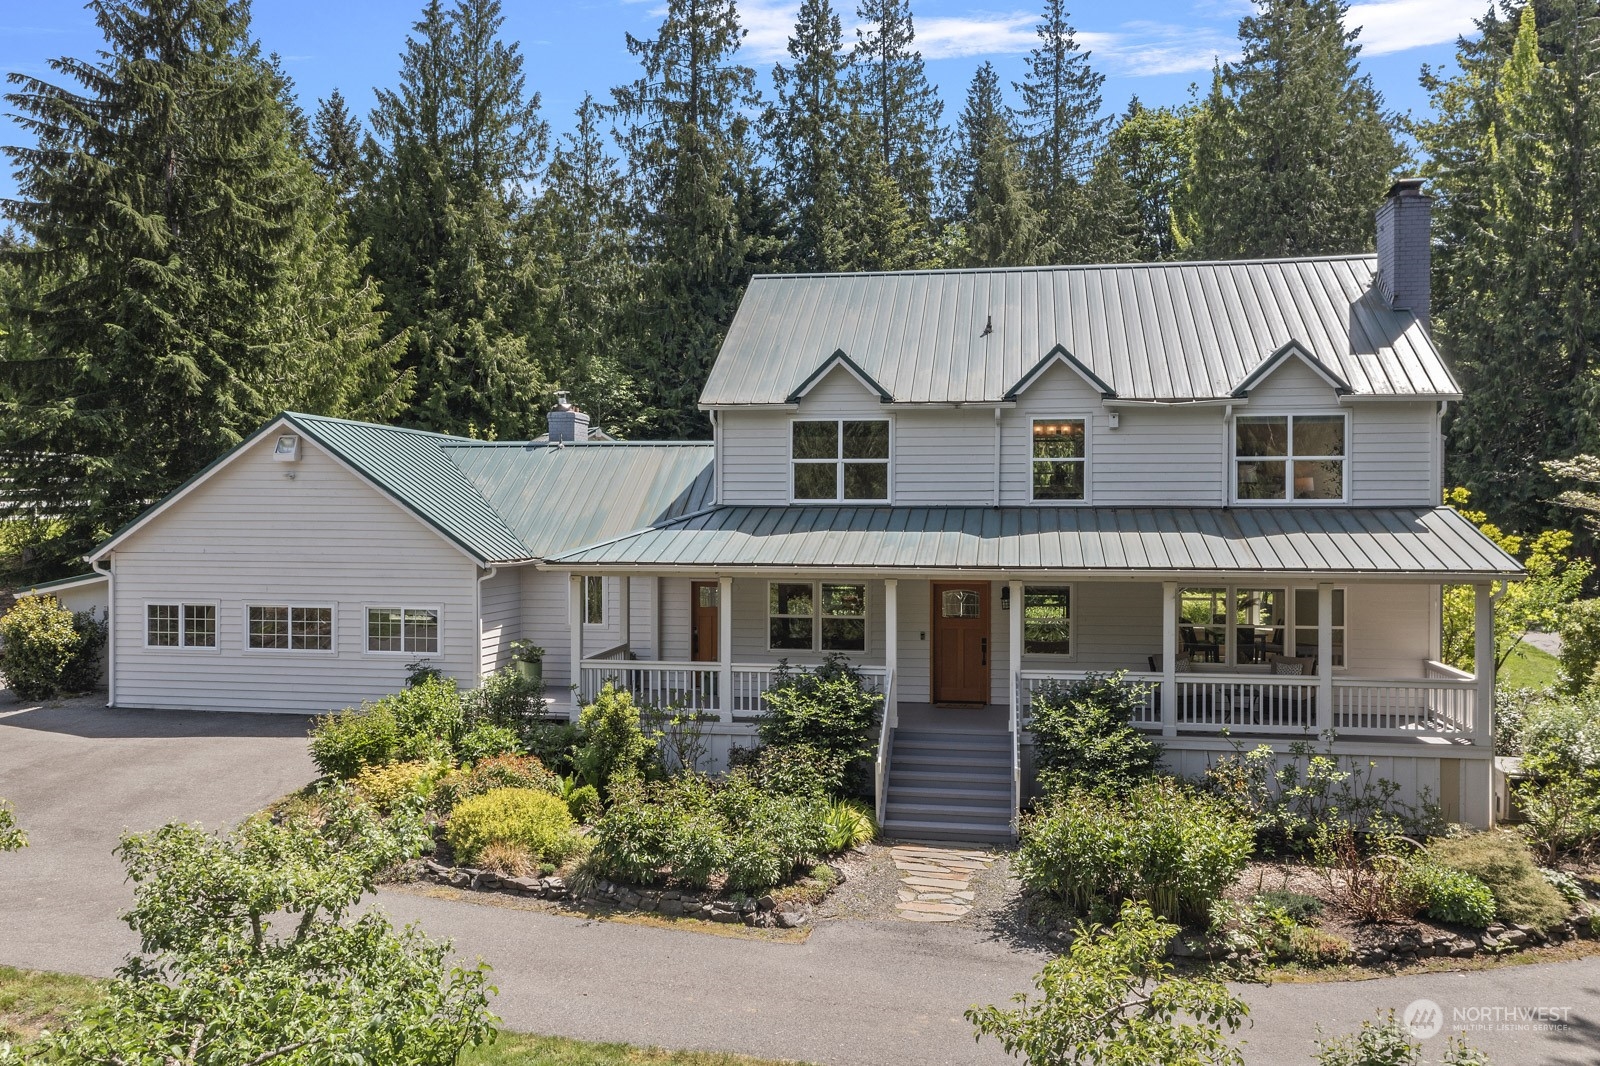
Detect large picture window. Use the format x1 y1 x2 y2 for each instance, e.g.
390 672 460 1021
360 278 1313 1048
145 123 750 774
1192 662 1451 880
367 607 439 654
792 419 890 501
1234 414 1345 501
146 604 215 649
1022 586 1072 654
248 605 333 651
768 581 867 652
1032 419 1086 501
1178 586 1346 668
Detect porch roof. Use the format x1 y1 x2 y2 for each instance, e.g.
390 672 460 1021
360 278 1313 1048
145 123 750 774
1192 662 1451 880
545 505 1522 580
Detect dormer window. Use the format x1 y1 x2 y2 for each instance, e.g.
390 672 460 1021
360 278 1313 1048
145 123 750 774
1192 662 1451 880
791 419 889 502
1234 414 1346 502
1032 419 1086 501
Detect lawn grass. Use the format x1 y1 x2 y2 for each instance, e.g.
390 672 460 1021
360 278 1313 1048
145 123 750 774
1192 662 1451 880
1501 641 1559 691
0 966 803 1065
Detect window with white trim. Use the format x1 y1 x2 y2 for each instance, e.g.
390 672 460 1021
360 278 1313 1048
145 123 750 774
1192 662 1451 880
1031 419 1086 501
584 576 605 626
146 604 215 648
1292 588 1346 667
768 581 867 652
1234 414 1346 501
1177 585 1347 668
367 607 439 654
1022 586 1072 654
248 605 333 651
792 419 889 501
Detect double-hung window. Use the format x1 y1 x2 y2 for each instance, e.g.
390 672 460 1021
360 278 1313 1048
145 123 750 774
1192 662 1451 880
792 419 890 501
1031 419 1086 501
1178 586 1346 668
248 606 333 651
1022 586 1072 654
768 581 867 652
367 607 439 654
146 604 215 649
1234 414 1346 502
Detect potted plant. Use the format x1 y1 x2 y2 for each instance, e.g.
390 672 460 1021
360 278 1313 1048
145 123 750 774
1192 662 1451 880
508 640 544 687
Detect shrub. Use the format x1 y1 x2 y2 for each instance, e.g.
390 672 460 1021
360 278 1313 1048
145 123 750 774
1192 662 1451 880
1558 597 1600 694
565 783 602 824
310 704 401 779
758 654 883 796
432 754 560 815
457 720 521 764
385 676 465 761
0 595 105 699
1517 693 1600 777
716 772 831 890
1315 1012 1488 1066
1028 673 1161 797
738 743 840 798
574 683 658 796
523 720 580 776
821 798 876 853
1287 925 1353 966
462 667 543 735
476 840 534 877
1015 778 1254 926
445 788 581 866
1 799 25 852
1310 823 1416 924
1426 831 1571 931
1254 889 1323 923
1517 770 1600 863
967 902 1248 1066
351 759 447 813
1400 861 1496 928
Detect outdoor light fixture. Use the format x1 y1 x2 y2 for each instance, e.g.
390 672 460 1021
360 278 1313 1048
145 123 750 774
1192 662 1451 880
272 435 301 462
1001 586 1011 611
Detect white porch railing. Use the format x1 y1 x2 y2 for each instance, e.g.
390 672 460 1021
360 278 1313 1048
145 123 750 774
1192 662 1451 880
578 660 887 722
874 666 895 826
1018 670 1161 727
729 664 887 718
1174 675 1320 732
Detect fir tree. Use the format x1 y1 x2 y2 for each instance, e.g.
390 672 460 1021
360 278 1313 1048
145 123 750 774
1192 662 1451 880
847 0 944 233
1012 0 1106 255
358 0 549 439
1423 1 1600 532
836 117 926 271
953 64 1041 266
1 0 404 572
765 0 852 272
953 62 1009 215
610 0 765 438
309 88 365 197
1177 0 1404 259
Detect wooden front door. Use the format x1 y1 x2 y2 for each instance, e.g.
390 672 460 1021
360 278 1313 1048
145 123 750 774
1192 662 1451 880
690 581 719 663
931 582 990 705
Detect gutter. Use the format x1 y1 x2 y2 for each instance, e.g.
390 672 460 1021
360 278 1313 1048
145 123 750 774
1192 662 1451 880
92 556 114 708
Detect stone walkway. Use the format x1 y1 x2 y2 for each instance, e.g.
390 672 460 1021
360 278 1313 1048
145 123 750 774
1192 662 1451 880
890 844 996 922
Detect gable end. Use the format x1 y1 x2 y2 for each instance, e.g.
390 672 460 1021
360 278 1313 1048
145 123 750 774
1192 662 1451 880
1004 345 1117 402
785 349 894 405
1231 341 1353 399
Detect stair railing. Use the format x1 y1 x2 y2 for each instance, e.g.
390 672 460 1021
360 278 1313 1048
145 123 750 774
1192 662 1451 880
874 666 894 827
1011 671 1023 837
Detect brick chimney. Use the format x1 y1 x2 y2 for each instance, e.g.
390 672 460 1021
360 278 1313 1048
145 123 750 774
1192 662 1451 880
1375 177 1433 328
547 391 590 443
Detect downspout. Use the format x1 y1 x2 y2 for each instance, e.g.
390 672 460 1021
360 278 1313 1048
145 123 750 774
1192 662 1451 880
92 555 114 707
476 563 499 683
1436 400 1450 500
709 409 721 506
993 406 1003 507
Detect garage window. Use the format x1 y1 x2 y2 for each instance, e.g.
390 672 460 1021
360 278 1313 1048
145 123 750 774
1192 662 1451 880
146 604 215 649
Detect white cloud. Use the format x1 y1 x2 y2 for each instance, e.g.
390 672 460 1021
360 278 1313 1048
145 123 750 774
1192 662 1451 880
1345 0 1480 55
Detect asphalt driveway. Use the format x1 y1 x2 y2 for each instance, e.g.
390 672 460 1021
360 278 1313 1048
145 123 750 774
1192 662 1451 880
2 694 1598 1065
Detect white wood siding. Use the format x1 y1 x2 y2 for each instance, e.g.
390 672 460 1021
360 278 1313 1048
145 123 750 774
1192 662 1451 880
520 568 572 694
1350 403 1437 505
479 567 522 676
110 435 480 713
893 408 995 505
717 411 788 505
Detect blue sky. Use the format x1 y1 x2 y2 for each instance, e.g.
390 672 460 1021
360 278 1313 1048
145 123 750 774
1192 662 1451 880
1 0 1482 204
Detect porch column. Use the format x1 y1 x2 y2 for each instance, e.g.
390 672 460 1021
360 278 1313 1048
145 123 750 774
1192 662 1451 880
618 575 631 652
1318 583 1335 725
883 578 899 728
1473 583 1495 747
568 574 584 720
1161 581 1177 737
717 575 734 720
1008 580 1024 732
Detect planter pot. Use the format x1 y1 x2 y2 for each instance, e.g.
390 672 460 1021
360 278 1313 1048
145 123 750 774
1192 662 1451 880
514 659 543 687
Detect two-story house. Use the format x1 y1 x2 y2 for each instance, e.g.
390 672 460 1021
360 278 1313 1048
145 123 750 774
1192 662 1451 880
62 180 1518 840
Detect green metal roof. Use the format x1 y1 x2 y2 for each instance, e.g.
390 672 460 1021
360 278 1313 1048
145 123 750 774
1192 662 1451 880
548 505 1522 579
21 571 105 593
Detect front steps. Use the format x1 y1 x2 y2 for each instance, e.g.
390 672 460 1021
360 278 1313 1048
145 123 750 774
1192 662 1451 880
881 726 1015 844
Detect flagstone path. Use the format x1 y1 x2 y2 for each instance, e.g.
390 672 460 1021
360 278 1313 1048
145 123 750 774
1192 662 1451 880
890 843 996 922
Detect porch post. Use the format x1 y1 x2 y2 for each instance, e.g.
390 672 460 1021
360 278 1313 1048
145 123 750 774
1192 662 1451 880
568 574 584 719
717 575 734 721
1008 579 1024 729
618 575 631 652
1161 581 1177 737
883 578 899 728
1318 583 1335 725
1473 583 1494 747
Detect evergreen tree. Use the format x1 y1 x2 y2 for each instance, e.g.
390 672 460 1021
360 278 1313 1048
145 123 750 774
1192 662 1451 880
309 88 365 197
836 117 927 270
847 0 944 233
1 0 404 572
610 0 765 438
358 0 549 439
1012 0 1106 256
529 94 645 438
1422 1 1600 532
953 62 1009 214
1177 0 1404 259
953 64 1041 266
765 0 852 272
1108 97 1192 261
